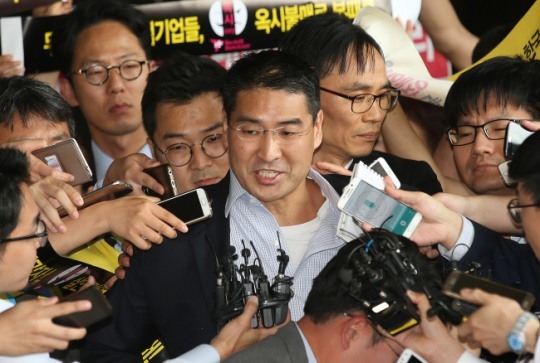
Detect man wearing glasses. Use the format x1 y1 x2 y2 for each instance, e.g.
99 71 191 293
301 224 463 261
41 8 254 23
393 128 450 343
280 13 442 195
53 0 154 186
445 56 539 197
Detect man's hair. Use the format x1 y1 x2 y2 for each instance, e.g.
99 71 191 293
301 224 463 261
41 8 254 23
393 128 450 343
279 13 384 79
142 52 227 139
52 0 151 77
223 50 320 122
0 77 75 137
0 148 30 253
509 131 540 204
304 232 442 327
445 56 540 127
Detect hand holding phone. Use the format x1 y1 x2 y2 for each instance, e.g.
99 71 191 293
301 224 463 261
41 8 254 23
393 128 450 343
504 122 534 160
52 285 112 328
338 179 421 238
397 348 428 363
158 188 212 225
142 164 178 200
32 138 93 186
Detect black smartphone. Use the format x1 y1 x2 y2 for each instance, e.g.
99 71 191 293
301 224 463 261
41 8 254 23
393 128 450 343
142 164 178 200
32 138 93 186
57 181 133 217
52 285 112 328
158 188 212 225
504 122 534 160
443 270 535 315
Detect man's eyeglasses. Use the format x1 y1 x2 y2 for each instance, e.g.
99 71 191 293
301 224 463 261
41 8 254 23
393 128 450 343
319 86 400 114
72 59 150 86
0 220 48 247
507 198 540 224
154 134 228 167
231 124 312 144
447 118 539 146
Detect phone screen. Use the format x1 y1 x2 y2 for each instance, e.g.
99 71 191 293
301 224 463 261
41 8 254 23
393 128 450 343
158 189 210 224
341 180 418 235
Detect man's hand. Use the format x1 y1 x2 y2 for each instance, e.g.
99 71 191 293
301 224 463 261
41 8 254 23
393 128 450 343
103 153 163 196
29 176 83 233
0 297 90 356
211 296 290 360
384 183 463 251
0 54 25 77
457 288 538 355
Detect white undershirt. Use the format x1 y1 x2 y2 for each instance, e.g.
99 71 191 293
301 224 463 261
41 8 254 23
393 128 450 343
280 199 329 266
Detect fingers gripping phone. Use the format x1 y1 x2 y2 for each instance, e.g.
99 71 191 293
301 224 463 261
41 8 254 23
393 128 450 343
442 270 536 316
504 122 534 160
369 157 401 189
338 179 422 238
142 163 178 200
52 285 112 328
158 188 213 225
32 138 93 186
57 181 133 218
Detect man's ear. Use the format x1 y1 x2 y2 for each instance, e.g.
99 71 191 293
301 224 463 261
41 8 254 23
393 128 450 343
59 73 79 107
341 314 369 350
148 60 158 73
221 111 229 149
313 109 323 150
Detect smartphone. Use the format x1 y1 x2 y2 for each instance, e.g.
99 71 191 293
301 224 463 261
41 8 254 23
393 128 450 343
158 188 213 225
443 270 536 315
504 122 534 160
498 161 515 186
338 179 422 238
142 164 178 200
397 348 429 363
369 157 401 189
52 285 112 328
32 138 93 186
57 181 133 218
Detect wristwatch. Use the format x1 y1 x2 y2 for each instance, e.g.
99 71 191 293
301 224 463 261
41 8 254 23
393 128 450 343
507 311 535 354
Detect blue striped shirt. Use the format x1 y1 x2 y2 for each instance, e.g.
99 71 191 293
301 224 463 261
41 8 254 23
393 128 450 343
225 169 346 320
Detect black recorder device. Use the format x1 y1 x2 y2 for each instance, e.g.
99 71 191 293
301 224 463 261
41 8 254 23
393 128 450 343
214 232 294 331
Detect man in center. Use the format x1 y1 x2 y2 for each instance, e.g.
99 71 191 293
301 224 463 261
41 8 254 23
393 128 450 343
82 50 347 361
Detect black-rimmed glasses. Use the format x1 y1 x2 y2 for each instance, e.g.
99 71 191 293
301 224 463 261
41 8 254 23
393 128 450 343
1 220 48 247
447 118 539 146
154 134 228 167
507 198 540 224
320 86 400 114
72 59 149 86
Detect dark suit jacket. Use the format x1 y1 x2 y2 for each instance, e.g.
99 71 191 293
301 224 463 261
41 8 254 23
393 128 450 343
225 322 308 363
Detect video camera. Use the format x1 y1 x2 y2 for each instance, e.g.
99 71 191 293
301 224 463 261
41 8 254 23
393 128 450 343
338 229 464 335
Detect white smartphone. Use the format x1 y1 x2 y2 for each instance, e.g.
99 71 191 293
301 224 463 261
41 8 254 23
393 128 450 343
369 157 401 189
338 179 421 238
397 348 428 363
504 121 534 160
158 188 213 225
498 161 515 186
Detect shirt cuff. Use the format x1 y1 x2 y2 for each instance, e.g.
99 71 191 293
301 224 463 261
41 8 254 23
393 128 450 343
165 344 220 363
438 216 474 261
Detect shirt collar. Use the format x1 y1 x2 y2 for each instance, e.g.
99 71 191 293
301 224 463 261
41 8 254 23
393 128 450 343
225 168 340 217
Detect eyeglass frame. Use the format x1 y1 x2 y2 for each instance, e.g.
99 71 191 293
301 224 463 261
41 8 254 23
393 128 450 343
446 118 539 146
0 220 48 247
231 124 313 143
507 198 540 224
153 133 228 167
319 86 400 114
72 59 150 86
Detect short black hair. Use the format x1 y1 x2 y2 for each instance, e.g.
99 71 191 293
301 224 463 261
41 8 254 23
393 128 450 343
0 148 30 253
223 50 320 122
279 13 384 79
142 52 227 140
52 0 152 77
509 131 540 204
0 76 75 137
445 56 540 127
